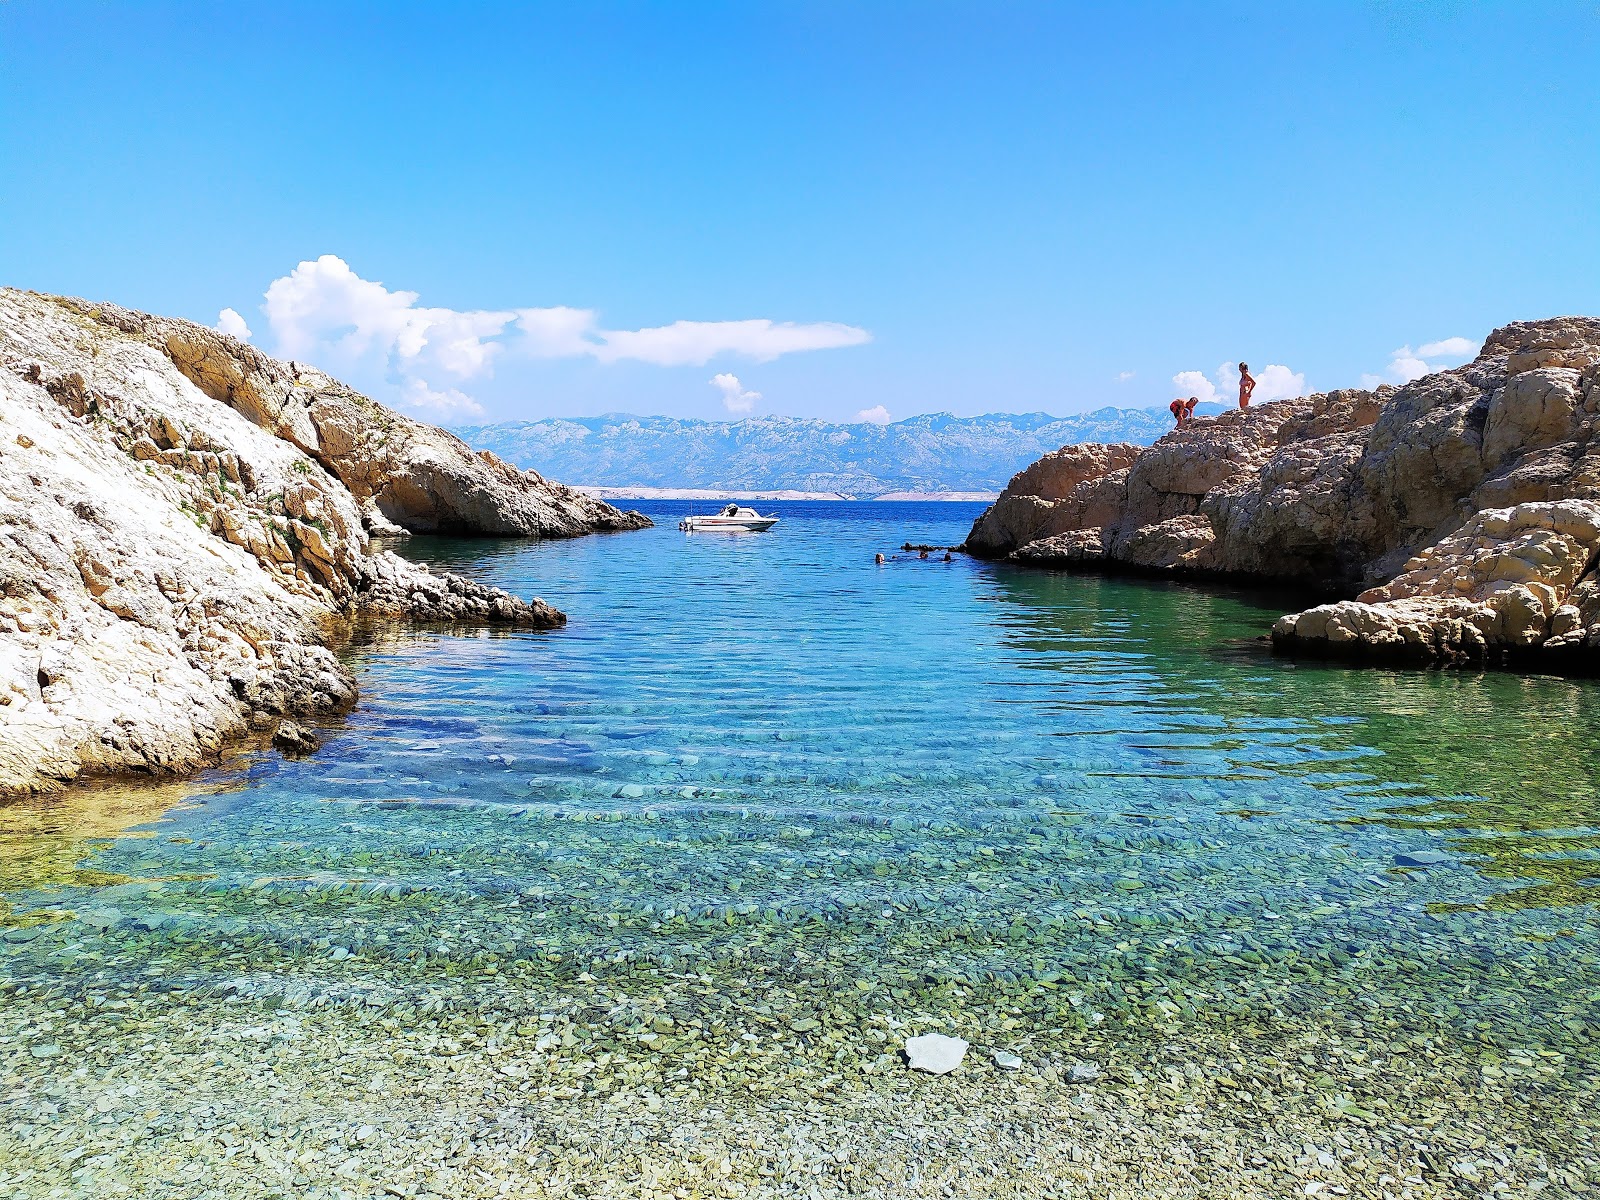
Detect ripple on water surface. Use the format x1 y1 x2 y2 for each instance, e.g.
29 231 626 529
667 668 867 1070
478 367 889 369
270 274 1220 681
4 501 1598 1106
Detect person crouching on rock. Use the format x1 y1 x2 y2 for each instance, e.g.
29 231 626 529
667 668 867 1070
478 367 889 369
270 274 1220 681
1238 363 1256 408
1169 398 1186 426
1184 395 1199 421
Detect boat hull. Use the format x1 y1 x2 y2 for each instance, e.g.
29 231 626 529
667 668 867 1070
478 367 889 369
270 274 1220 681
678 517 780 532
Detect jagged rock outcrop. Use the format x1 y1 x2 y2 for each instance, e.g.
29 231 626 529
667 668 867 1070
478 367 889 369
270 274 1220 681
966 318 1600 668
0 289 644 794
46 295 649 538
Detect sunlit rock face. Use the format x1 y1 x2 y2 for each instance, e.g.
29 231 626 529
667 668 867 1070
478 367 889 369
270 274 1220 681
0 289 647 794
966 318 1600 667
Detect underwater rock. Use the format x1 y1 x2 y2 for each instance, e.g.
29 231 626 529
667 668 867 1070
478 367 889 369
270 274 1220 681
992 1049 1023 1071
1068 1061 1102 1082
1395 850 1451 868
273 721 320 756
904 1032 968 1075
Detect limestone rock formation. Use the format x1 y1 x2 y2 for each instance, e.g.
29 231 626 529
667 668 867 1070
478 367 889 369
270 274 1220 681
47 295 650 538
965 318 1600 668
0 289 644 794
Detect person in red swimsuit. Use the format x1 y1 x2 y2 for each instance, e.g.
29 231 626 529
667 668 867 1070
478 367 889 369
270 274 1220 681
1169 398 1186 427
1238 363 1256 409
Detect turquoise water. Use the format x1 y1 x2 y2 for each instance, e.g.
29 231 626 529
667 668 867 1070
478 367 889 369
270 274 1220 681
4 501 1599 1157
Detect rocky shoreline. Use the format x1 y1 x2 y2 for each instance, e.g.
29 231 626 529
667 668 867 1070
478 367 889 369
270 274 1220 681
966 317 1600 670
0 290 649 795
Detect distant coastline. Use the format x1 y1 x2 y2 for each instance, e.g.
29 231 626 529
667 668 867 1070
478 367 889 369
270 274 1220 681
573 485 998 502
462 407 1179 497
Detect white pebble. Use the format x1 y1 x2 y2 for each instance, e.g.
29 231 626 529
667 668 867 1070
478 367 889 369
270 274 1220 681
905 1033 968 1075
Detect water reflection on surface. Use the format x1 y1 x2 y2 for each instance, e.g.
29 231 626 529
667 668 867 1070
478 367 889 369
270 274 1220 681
987 566 1600 912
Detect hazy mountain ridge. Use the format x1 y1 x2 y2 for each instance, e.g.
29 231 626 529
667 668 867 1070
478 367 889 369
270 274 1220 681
456 406 1195 495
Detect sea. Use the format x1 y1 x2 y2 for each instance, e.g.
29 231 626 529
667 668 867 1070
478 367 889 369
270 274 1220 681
3 499 1597 1188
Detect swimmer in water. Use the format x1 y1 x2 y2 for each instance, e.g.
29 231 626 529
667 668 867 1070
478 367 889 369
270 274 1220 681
1238 363 1256 409
875 553 885 565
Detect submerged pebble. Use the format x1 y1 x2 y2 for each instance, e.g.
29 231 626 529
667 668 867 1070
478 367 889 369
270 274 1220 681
1395 850 1451 867
905 1033 969 1074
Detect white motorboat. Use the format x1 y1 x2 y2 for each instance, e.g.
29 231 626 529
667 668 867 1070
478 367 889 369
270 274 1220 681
679 504 780 532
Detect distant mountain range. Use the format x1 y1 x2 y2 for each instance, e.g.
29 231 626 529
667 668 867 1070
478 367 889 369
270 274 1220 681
455 406 1204 498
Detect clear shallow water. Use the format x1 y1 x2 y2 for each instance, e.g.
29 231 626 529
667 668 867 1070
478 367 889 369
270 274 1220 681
4 501 1599 1113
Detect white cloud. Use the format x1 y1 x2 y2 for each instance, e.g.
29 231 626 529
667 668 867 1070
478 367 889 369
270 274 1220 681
215 308 252 341
513 306 605 358
855 404 892 425
249 255 870 416
1369 336 1477 386
1172 361 1306 406
711 373 761 414
1172 369 1218 405
1252 364 1307 402
1417 336 1476 359
399 378 485 419
596 319 869 366
1115 371 1135 383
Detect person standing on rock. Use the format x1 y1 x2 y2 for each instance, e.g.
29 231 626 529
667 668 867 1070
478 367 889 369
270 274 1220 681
1238 363 1256 409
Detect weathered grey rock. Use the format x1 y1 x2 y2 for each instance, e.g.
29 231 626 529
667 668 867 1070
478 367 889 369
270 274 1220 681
967 318 1600 668
272 721 320 755
0 288 642 794
904 1033 968 1075
1068 1061 1101 1082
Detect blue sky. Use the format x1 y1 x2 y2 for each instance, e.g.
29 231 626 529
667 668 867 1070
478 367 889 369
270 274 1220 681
3 2 1597 425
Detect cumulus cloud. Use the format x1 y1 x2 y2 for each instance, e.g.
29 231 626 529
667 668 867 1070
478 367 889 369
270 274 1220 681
1417 336 1476 359
215 308 252 341
711 373 761 414
597 319 869 366
248 255 870 415
400 378 485 419
855 404 892 425
1250 364 1306 403
1172 362 1307 406
1361 335 1477 388
1172 369 1218 405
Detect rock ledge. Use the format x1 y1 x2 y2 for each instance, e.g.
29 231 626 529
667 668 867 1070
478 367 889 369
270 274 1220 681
965 318 1600 669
